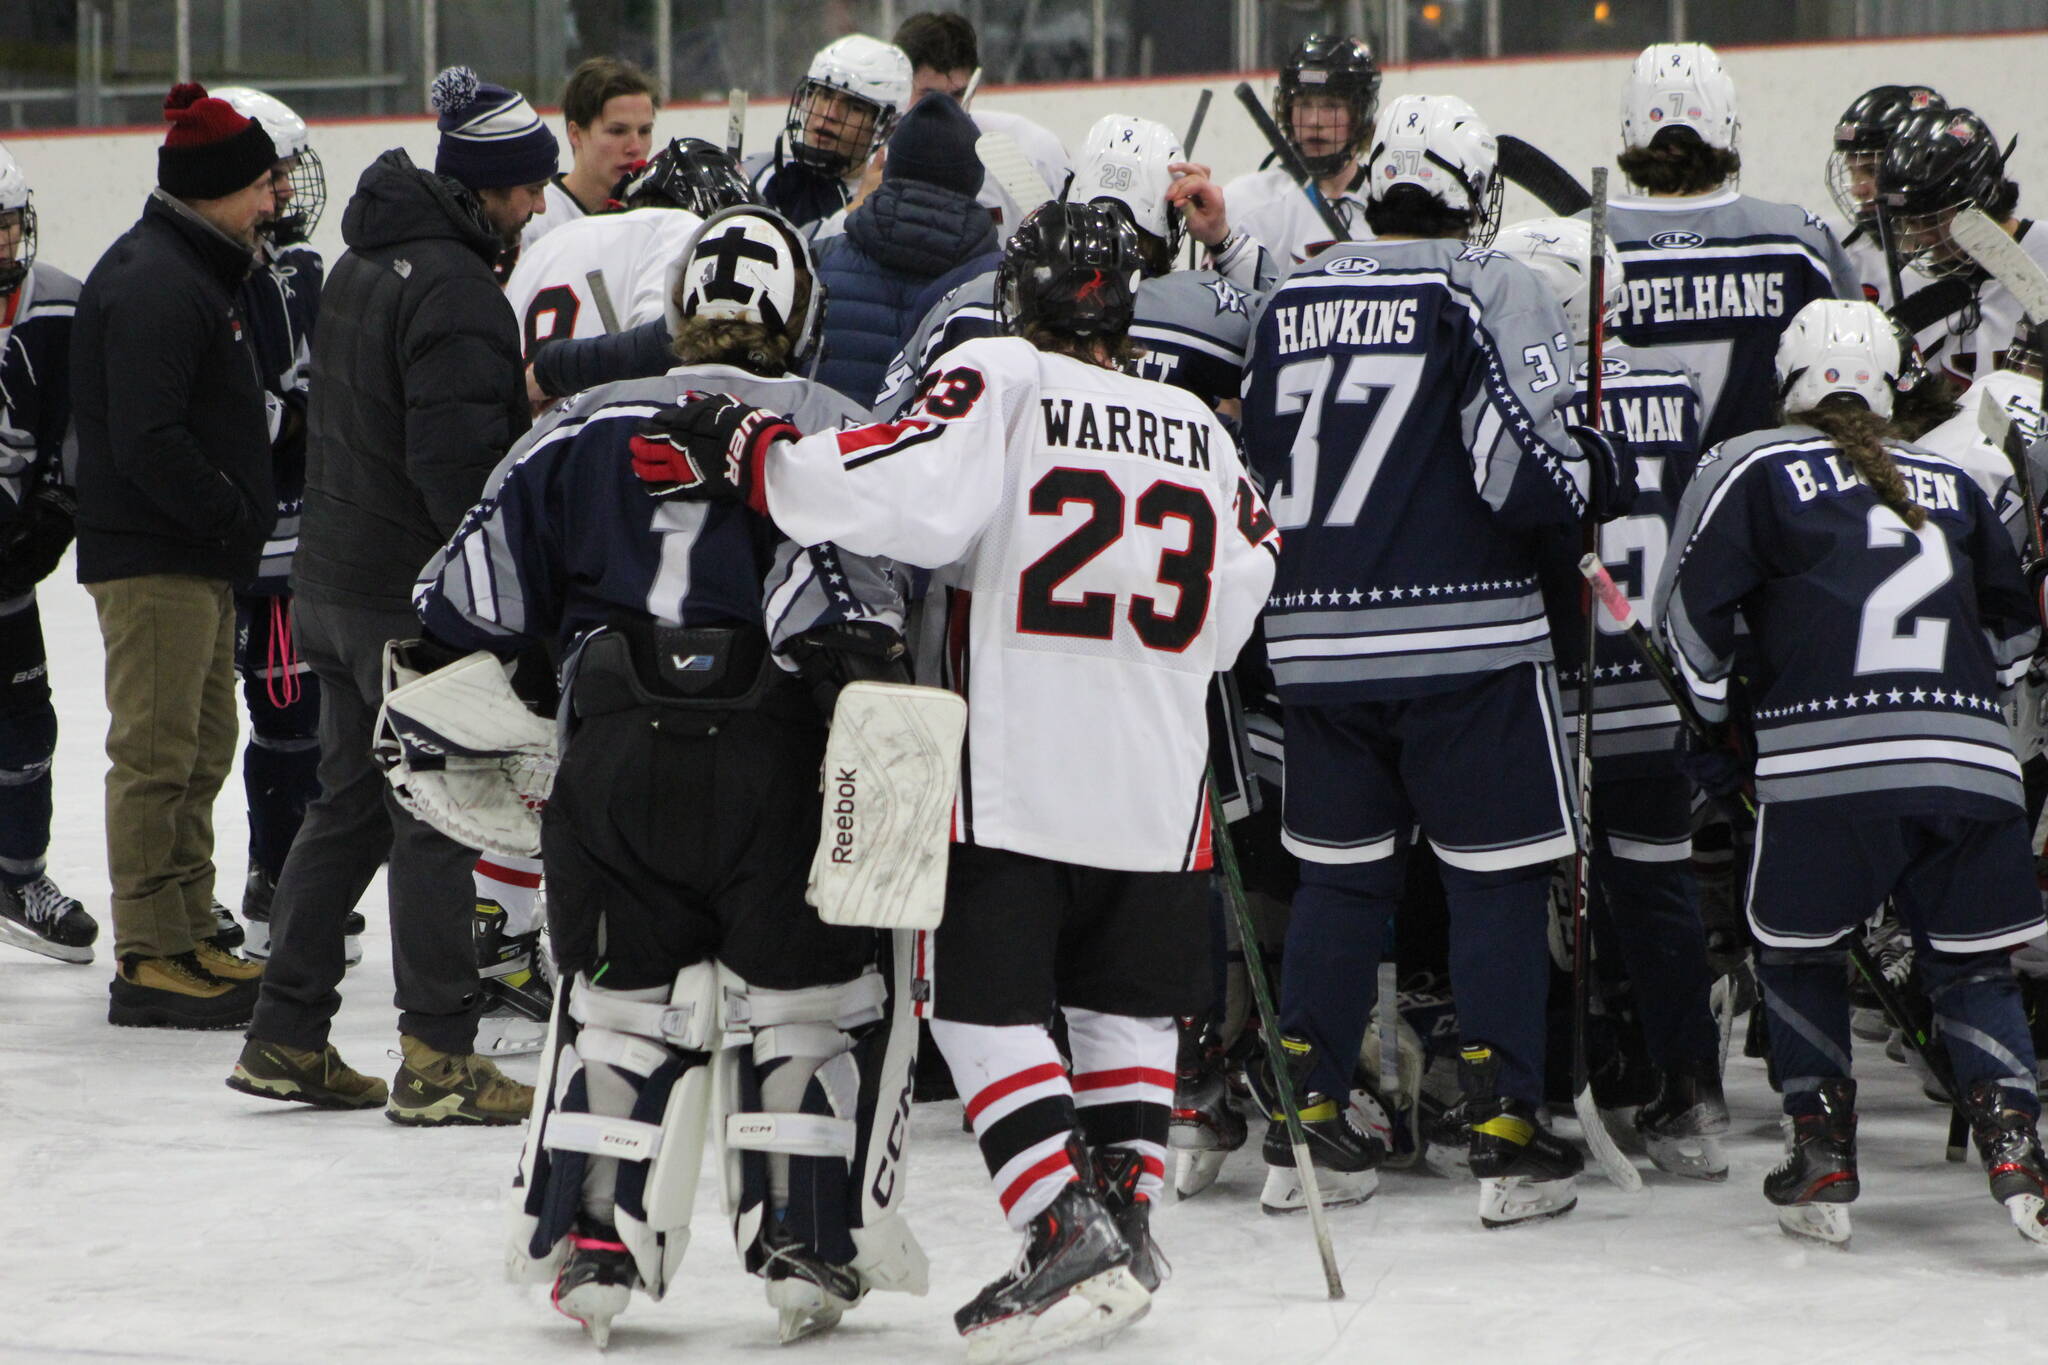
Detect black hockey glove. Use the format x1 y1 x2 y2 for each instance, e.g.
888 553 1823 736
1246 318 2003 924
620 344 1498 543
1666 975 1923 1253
780 619 910 716
0 482 78 600
628 393 798 513
1675 723 1751 801
1568 423 1638 522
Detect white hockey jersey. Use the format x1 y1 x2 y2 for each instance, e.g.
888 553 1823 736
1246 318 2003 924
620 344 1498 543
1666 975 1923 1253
518 176 586 251
501 205 702 362
761 335 1280 872
1225 165 1371 265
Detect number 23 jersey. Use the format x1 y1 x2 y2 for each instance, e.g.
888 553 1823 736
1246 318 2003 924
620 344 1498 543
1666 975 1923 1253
762 335 1281 873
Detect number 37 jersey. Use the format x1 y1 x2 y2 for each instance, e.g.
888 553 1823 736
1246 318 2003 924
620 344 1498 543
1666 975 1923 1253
762 335 1280 873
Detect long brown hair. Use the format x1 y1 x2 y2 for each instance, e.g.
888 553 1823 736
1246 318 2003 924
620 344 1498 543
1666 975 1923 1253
1790 395 1925 529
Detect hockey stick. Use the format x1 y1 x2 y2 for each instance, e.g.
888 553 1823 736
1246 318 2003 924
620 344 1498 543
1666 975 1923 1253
1206 775 1344 1300
1873 189 1911 325
1949 205 2048 565
1183 88 1212 269
1496 135 1592 216
975 131 1053 220
584 269 622 335
1232 81 1348 244
725 87 747 162
960 66 984 108
1565 167 1645 1193
1579 556 1975 1161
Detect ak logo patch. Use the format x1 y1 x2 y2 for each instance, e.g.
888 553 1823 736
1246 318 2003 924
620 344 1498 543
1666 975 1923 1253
1650 230 1706 249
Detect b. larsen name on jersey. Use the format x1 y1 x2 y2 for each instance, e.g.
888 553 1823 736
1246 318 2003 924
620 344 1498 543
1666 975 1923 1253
1040 396 1213 470
1620 270 1787 326
1783 453 1964 512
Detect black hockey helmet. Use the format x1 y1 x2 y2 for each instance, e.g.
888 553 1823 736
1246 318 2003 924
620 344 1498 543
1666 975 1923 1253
1277 33 1381 179
997 200 1144 341
615 137 758 216
1826 84 1944 225
1877 106 2019 277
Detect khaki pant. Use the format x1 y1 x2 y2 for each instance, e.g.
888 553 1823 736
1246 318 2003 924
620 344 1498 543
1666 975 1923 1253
87 575 238 960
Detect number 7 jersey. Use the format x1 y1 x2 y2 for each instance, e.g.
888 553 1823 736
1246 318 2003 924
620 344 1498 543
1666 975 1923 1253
761 334 1281 873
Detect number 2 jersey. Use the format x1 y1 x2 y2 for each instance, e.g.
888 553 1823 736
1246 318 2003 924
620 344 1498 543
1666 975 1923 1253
759 334 1280 873
1242 237 1593 705
1656 425 2038 816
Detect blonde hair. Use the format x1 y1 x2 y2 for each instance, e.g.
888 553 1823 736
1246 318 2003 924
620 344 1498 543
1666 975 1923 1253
669 267 812 377
1791 395 1925 529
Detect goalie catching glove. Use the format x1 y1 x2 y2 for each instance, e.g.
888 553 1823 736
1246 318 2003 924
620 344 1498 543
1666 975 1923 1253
628 392 797 513
374 642 559 858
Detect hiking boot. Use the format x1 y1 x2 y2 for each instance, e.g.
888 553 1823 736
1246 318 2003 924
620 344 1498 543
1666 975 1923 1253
0 875 99 964
227 1037 389 1109
387 1034 535 1126
108 952 254 1030
193 936 265 984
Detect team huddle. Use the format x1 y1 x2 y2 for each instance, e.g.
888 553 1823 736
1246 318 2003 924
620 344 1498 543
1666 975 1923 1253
8 15 2048 1362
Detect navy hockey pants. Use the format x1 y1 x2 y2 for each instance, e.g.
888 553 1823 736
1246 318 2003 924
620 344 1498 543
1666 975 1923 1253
0 594 54 886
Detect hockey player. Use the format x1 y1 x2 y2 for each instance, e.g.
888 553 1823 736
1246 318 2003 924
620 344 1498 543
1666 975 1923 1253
747 35 913 229
1603 42 1859 450
1224 33 1379 264
1495 216 1727 1179
1243 95 1637 1228
1878 105 2048 391
520 56 659 250
404 206 924 1347
1656 298 2048 1248
642 199 1279 1359
0 143 95 965
877 112 1273 416
1824 84 1946 307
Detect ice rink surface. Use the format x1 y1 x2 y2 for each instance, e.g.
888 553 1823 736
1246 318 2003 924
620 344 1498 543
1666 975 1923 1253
6 568 2047 1364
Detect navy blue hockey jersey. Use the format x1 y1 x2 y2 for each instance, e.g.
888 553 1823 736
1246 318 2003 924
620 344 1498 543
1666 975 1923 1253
1242 238 1592 703
0 262 79 533
1559 343 1703 779
1655 427 2037 815
241 241 321 593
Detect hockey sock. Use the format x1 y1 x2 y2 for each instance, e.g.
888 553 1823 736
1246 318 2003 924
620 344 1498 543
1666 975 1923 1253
1591 847 1720 1069
1756 947 1855 1116
1064 1008 1174 1204
0 610 55 884
931 1019 1079 1230
1281 856 1402 1099
1441 860 1553 1105
1924 948 2042 1116
477 853 546 938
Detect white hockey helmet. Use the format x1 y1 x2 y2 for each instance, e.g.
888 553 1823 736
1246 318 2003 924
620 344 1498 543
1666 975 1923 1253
1493 216 1624 334
666 205 826 372
1074 113 1186 271
0 143 34 294
211 85 326 243
1621 42 1738 153
787 35 914 178
1365 94 1502 244
1775 299 1902 419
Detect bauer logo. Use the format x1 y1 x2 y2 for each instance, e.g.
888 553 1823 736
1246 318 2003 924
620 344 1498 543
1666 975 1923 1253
1324 255 1381 275
1649 230 1706 249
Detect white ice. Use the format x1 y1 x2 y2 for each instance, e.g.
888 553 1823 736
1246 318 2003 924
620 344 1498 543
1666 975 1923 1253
5 565 2046 1363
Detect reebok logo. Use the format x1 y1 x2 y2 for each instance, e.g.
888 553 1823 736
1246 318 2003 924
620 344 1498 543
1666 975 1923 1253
830 767 859 864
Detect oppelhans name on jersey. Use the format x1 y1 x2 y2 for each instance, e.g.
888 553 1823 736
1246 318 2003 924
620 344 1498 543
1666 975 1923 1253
1620 271 1786 326
1040 397 1212 471
1270 296 1420 356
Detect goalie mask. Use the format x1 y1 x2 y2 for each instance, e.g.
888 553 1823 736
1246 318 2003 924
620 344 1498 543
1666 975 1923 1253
1877 106 2018 280
212 85 326 244
786 35 913 179
617 137 757 216
1620 42 1738 154
0 144 34 297
997 200 1145 341
665 205 825 370
1074 113 1185 275
1366 94 1503 247
1494 217 1624 336
1826 84 1945 228
1277 33 1381 180
1776 299 1902 420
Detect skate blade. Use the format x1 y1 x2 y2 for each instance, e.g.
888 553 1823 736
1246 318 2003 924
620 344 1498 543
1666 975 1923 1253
769 1278 851 1344
554 1280 630 1350
1644 1132 1730 1182
963 1266 1151 1365
0 916 93 964
1776 1203 1852 1248
1259 1163 1377 1215
1172 1147 1229 1200
2003 1193 2048 1247
1479 1176 1577 1229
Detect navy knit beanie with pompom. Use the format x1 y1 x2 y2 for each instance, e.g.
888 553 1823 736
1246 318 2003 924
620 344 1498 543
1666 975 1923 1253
429 66 559 191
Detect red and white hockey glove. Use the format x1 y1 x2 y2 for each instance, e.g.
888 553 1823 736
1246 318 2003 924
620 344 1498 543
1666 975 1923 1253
628 393 797 515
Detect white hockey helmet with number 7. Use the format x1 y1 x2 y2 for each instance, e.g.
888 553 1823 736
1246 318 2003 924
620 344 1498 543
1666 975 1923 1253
1074 114 1187 269
1621 42 1738 153
1493 217 1625 334
1366 94 1502 243
1775 299 1901 419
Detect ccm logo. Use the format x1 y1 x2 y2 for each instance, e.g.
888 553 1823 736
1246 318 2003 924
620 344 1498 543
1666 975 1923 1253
1649 230 1706 249
1324 255 1382 275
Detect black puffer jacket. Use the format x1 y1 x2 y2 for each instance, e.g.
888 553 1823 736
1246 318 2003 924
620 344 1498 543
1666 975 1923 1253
71 190 273 583
294 148 528 611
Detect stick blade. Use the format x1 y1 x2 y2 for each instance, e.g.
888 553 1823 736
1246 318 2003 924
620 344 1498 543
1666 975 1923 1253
1574 1084 1645 1192
976 131 1054 223
1950 206 2048 325
1498 134 1592 215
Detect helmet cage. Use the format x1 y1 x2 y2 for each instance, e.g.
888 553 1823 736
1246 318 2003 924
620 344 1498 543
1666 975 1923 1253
786 78 898 179
268 147 327 245
0 198 34 296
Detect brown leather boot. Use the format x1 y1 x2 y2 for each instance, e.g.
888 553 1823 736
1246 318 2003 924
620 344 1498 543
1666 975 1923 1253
108 952 254 1029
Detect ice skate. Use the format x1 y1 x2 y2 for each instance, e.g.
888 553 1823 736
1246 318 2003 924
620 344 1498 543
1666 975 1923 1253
0 874 98 964
1469 1100 1582 1227
1252 1034 1384 1213
210 897 245 950
1095 1146 1169 1292
955 1180 1149 1365
1635 1061 1731 1181
1168 1018 1246 1198
1849 911 1910 1041
1959 1081 2048 1248
241 866 364 967
476 907 551 1056
1764 1078 1858 1248
552 1223 637 1349
760 1220 864 1343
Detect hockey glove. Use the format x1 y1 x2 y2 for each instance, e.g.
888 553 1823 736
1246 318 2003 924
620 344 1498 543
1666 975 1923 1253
0 482 78 601
1568 423 1639 522
781 619 911 716
1675 724 1751 801
628 393 797 514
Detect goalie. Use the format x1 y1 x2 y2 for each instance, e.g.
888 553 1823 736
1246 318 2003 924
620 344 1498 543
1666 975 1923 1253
401 206 929 1349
